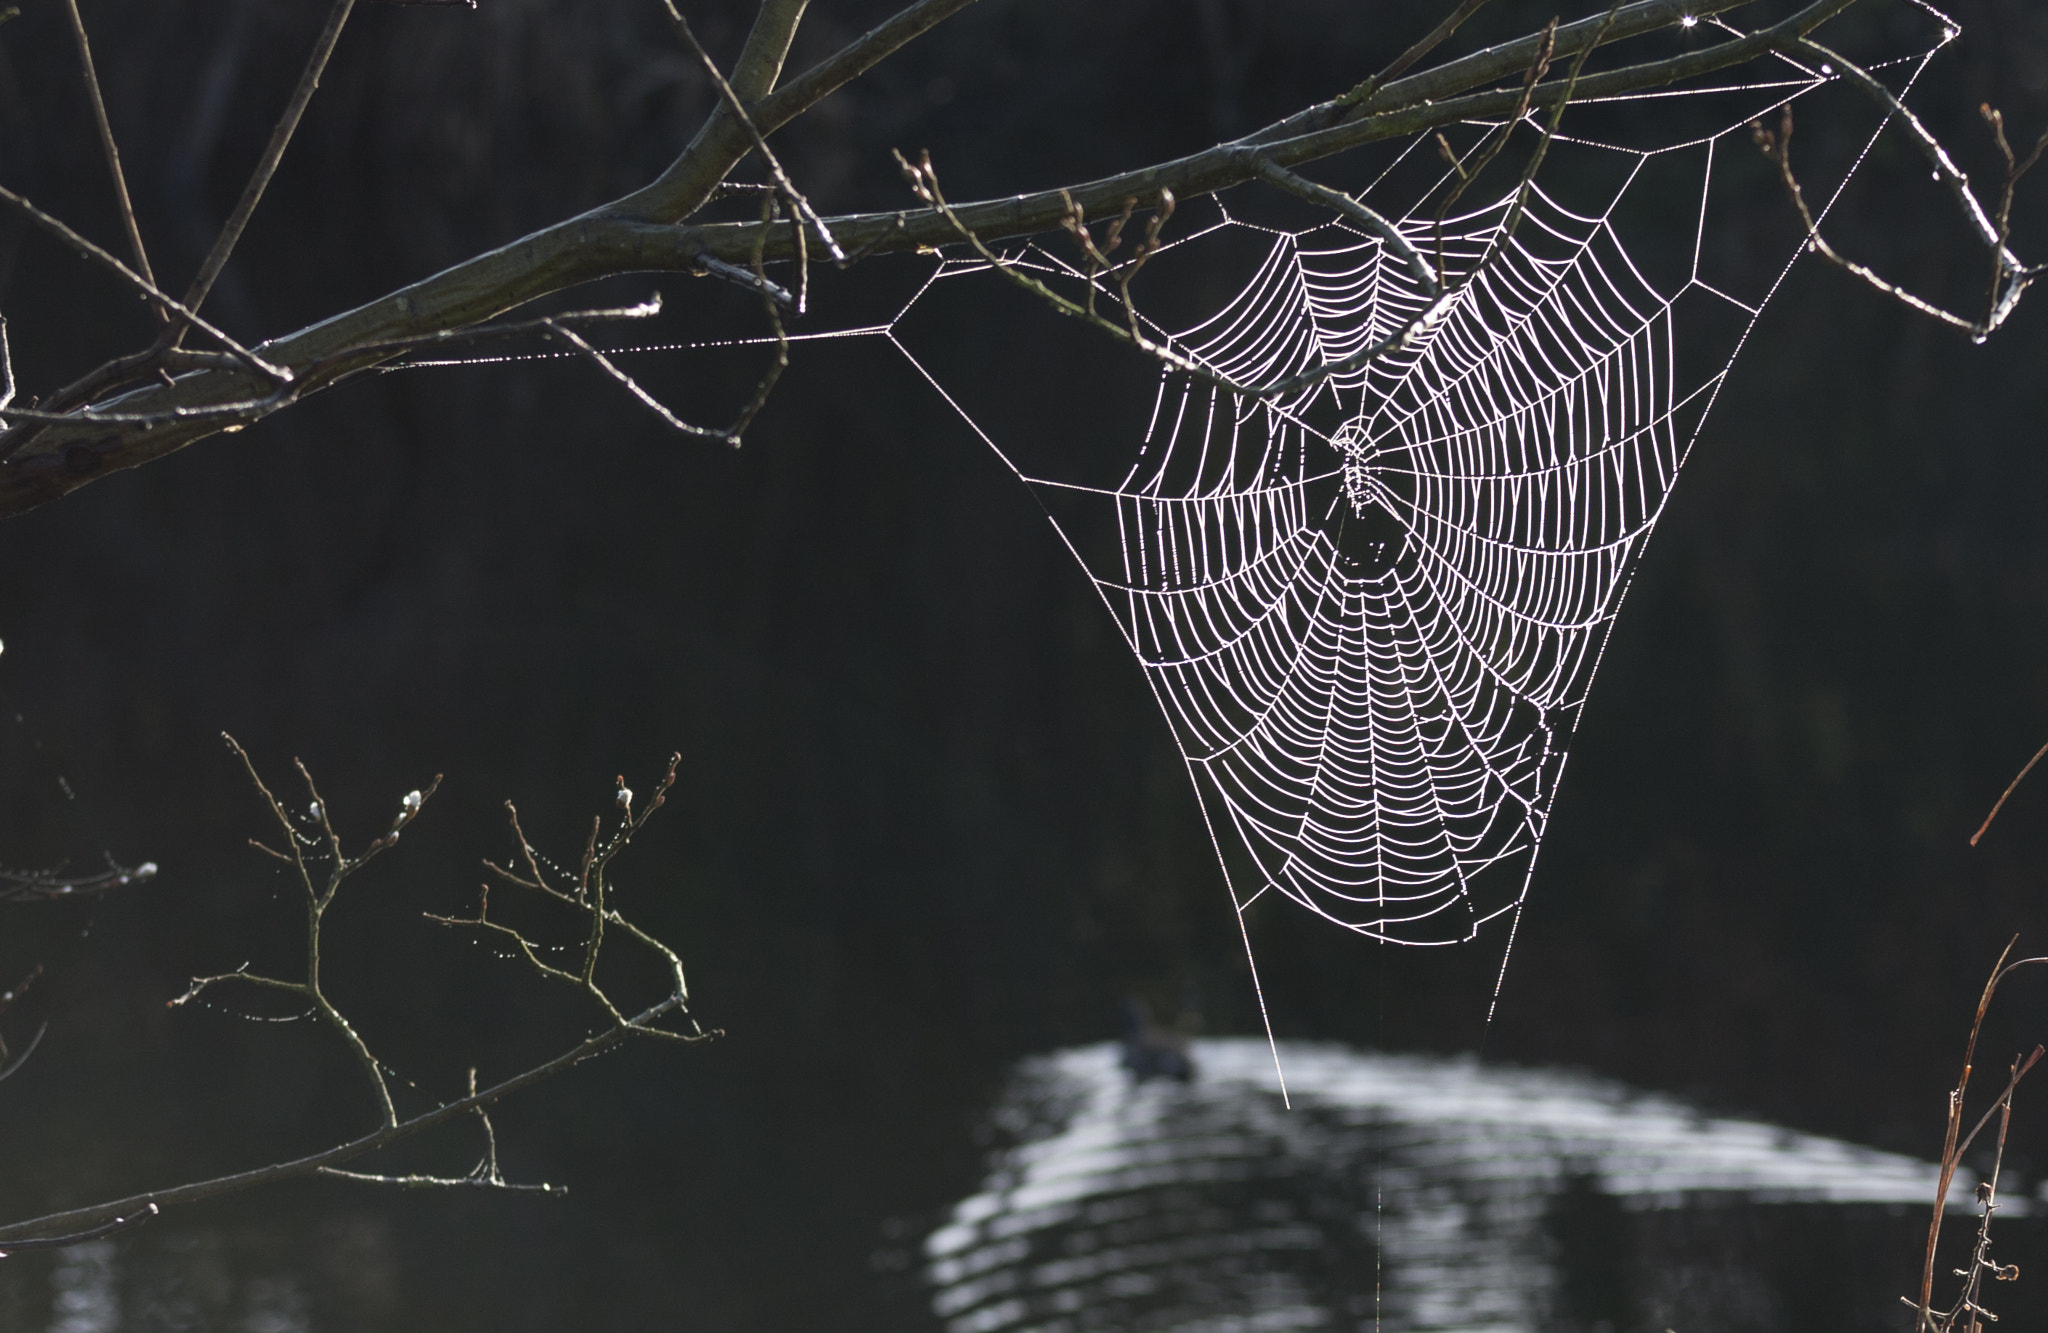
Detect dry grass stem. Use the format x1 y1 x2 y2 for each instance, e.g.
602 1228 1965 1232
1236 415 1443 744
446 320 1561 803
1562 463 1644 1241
1910 942 2048 1333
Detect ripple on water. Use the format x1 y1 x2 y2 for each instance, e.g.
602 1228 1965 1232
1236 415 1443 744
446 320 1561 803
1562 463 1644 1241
923 1040 1980 1333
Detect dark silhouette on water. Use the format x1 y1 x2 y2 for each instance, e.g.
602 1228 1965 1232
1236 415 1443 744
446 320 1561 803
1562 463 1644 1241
1119 997 1195 1083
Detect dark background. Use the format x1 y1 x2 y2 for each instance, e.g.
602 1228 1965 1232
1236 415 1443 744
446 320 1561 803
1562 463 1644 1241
0 0 2046 1327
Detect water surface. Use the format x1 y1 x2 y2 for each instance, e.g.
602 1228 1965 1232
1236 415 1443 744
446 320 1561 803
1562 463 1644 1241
922 1041 1991 1333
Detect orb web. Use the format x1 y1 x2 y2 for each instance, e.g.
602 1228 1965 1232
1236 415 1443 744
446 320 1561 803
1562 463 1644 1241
391 8 1957 1032
894 181 1677 948
877 19 1953 986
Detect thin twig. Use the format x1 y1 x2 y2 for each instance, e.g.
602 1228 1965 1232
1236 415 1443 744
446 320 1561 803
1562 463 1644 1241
1761 39 2037 340
315 1167 559 1190
0 1203 157 1257
1979 102 2048 333
898 151 1227 388
901 148 1465 402
1491 0 1620 254
728 194 790 436
660 0 844 269
0 857 156 902
547 323 739 445
5 304 673 435
1753 107 1993 336
1915 942 2048 1333
436 755 695 1030
695 254 794 307
1338 0 1497 111
59 0 160 323
0 184 289 391
0 1022 45 1085
316 1069 560 1192
0 751 705 1248
1971 736 2048 846
1432 18 1555 284
0 992 700 1245
1254 158 1438 295
1798 38 2001 251
180 0 358 329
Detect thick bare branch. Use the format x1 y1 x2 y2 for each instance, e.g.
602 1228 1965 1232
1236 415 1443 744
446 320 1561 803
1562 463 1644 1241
612 0 815 223
727 0 810 103
0 0 1876 517
662 0 843 267
737 0 984 152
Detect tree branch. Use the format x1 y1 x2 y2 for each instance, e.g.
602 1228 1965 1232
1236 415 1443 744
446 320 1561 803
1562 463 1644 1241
0 0 1887 518
610 0 818 223
1263 0 1755 142
0 751 707 1247
0 857 156 902
0 992 687 1245
0 184 289 400
59 0 158 321
728 0 810 103
0 1203 158 1257
180 0 357 325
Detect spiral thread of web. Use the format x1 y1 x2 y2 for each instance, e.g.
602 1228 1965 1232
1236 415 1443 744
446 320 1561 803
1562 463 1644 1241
1070 182 1678 944
386 14 1954 968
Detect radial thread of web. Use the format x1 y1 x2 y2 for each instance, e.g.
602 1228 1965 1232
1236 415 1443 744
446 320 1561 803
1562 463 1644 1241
885 26 1951 968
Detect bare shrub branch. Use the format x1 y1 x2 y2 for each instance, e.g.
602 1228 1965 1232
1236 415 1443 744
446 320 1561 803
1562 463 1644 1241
0 857 156 903
0 741 712 1248
0 850 156 1090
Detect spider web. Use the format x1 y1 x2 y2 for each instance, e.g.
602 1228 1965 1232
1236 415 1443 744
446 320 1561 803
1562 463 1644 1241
398 8 1955 1047
875 21 1952 1010
893 182 1690 986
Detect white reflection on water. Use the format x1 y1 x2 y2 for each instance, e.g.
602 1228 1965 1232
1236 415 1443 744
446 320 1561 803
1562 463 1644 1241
924 1041 1946 1333
33 1238 314 1333
49 1242 119 1333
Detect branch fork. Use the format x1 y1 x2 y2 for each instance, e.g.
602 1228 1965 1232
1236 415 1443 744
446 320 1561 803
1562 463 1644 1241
0 740 712 1249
